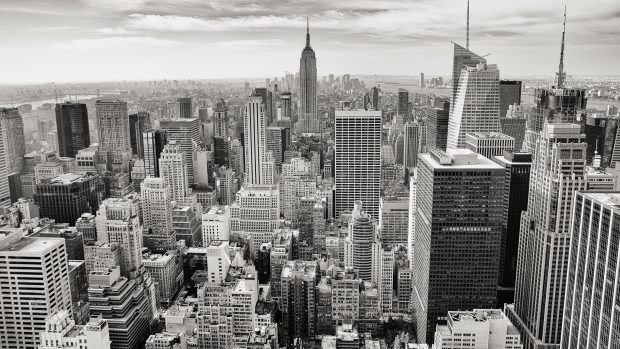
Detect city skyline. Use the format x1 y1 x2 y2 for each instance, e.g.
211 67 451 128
1 0 619 83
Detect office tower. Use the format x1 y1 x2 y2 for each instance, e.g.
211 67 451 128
39 311 112 349
450 43 486 104
413 149 504 343
492 152 531 305
35 162 65 184
499 80 522 118
95 99 131 158
84 242 120 275
244 95 275 185
465 132 515 159
206 240 231 284
562 192 620 349
76 212 97 243
433 309 523 349
230 184 280 252
201 206 230 247
143 252 177 305
281 92 292 121
143 130 167 177
403 122 420 169
281 260 318 346
396 263 413 313
270 229 293 302
525 87 587 140
500 107 527 152
35 228 85 261
159 141 188 202
215 166 236 205
213 98 229 138
331 268 361 325
34 173 105 224
88 267 152 349
128 111 150 156
447 61 502 149
95 197 143 279
398 88 409 118
583 114 619 168
1 108 26 174
346 202 376 281
506 123 587 349
0 118 10 206
299 19 318 133
419 73 425 87
0 233 72 349
7 172 21 203
379 195 409 248
171 205 201 246
55 103 90 158
140 177 176 252
176 97 192 118
371 241 394 313
67 261 89 325
427 101 450 152
370 86 380 110
334 109 382 219
266 126 287 170
159 118 201 184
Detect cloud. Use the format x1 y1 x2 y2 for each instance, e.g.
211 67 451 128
207 39 284 50
53 36 185 51
29 26 86 33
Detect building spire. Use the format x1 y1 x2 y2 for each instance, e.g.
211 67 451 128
305 16 311 48
466 0 470 50
556 6 567 88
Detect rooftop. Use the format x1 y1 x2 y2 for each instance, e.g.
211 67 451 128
423 149 503 170
0 236 62 255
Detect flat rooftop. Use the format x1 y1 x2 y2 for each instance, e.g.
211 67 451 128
0 236 62 255
423 149 503 170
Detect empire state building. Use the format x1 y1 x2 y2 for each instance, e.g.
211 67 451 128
298 18 319 133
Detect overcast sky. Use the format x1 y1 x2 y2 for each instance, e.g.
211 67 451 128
1 0 619 83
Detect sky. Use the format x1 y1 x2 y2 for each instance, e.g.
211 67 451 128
1 0 619 83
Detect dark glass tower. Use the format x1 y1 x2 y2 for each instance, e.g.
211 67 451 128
128 111 151 156
426 101 450 151
55 102 90 158
499 80 522 118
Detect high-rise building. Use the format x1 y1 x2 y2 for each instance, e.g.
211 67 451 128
379 195 409 248
244 95 274 185
171 205 201 247
499 80 522 118
140 178 176 253
0 232 72 349
433 309 523 349
230 184 280 252
347 202 376 281
1 108 26 174
413 149 504 343
55 103 90 158
142 130 167 177
128 111 150 156
447 61 502 149
525 87 587 140
335 109 382 219
159 141 188 203
38 311 112 349
143 252 177 305
206 240 231 284
492 152 531 305
87 267 152 349
176 97 192 119
403 122 420 169
95 197 144 279
281 92 292 121
159 118 201 184
398 89 409 118
0 117 11 206
202 206 230 248
280 260 318 346
266 126 287 170
420 73 425 88
95 99 131 159
506 123 587 349
213 98 229 138
371 87 380 110
500 106 527 152
34 173 105 224
465 132 515 160
427 101 450 152
450 43 486 105
583 114 619 168
562 192 620 349
298 20 318 133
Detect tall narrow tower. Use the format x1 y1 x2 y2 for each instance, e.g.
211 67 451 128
556 6 567 88
298 17 318 133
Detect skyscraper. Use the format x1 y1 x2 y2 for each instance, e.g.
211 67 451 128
95 99 131 156
403 122 419 169
583 114 619 168
0 116 10 206
140 177 176 252
280 260 318 345
450 43 486 105
244 95 274 185
0 107 26 173
427 101 450 151
562 192 620 349
346 202 376 281
159 118 201 184
298 18 318 133
413 149 504 343
492 152 531 305
281 92 292 121
128 111 150 156
213 98 229 138
506 123 587 349
0 232 72 349
158 141 188 203
176 97 192 118
398 88 409 118
142 130 167 177
447 60 502 149
55 103 91 158
335 109 382 219
499 80 522 118
371 87 380 110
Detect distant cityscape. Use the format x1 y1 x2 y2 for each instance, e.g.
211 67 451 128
0 2 620 349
